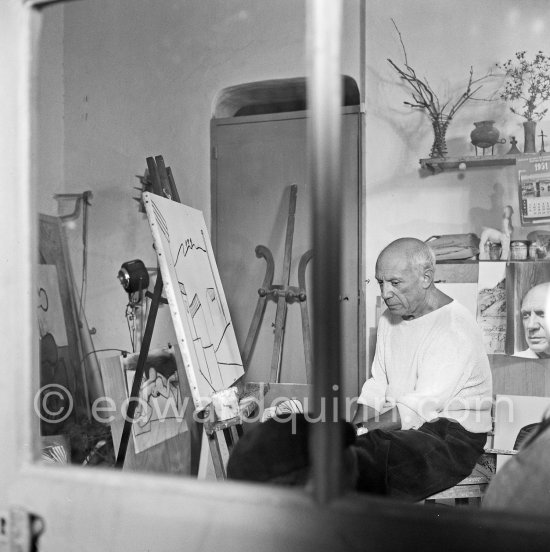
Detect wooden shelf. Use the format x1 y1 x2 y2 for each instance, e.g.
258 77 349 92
436 258 550 263
419 154 522 173
434 259 550 283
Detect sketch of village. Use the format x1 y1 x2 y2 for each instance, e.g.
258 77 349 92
477 263 507 354
144 194 244 407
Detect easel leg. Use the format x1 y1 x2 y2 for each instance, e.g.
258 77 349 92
115 269 164 468
197 430 210 479
270 185 298 382
298 249 314 383
225 426 240 450
207 430 227 480
199 426 241 481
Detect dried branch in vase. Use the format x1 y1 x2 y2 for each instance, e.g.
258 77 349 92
388 19 496 158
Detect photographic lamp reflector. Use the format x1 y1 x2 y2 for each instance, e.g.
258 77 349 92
117 259 150 293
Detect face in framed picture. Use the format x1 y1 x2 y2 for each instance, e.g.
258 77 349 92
506 262 550 358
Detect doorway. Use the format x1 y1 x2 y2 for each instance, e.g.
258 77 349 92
211 77 363 403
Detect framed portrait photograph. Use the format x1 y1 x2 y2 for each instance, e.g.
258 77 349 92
505 262 550 357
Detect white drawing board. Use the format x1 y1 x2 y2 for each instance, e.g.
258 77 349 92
143 192 244 410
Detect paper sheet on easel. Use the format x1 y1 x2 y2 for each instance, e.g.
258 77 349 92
143 193 244 411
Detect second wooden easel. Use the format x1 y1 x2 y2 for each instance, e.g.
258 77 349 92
241 184 313 384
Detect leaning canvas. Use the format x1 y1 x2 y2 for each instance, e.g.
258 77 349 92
493 394 550 470
121 349 187 454
143 192 244 410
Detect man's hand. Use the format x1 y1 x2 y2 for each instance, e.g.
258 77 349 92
352 404 401 432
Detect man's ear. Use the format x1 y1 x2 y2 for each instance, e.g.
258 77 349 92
422 267 434 289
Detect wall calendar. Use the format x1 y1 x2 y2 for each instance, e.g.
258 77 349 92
518 154 550 225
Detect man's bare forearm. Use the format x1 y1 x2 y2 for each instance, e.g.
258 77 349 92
352 404 401 431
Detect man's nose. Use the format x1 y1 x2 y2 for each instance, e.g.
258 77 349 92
527 312 541 329
381 282 393 298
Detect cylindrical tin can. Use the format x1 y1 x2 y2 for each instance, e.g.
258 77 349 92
510 240 529 260
488 242 502 260
529 242 539 260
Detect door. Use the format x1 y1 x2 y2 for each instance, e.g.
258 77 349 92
212 107 363 404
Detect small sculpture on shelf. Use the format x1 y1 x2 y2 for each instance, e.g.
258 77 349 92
507 136 521 155
479 205 514 260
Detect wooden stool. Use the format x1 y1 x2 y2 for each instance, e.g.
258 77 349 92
424 449 517 506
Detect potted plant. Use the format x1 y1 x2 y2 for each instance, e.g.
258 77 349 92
497 51 550 153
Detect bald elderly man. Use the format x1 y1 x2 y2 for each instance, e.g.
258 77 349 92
227 238 492 501
351 237 493 500
515 282 550 358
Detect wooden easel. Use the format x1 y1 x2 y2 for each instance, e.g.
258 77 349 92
115 155 180 468
116 155 266 479
241 184 313 384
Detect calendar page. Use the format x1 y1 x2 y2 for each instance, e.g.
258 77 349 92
518 154 550 226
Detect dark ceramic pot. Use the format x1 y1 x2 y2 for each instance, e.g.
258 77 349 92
470 120 501 149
